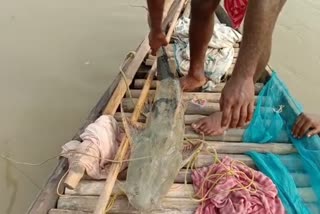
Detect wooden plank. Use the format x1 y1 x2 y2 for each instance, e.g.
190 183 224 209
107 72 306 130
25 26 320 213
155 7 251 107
49 209 91 214
122 98 220 115
65 182 193 198
185 126 289 143
182 0 191 17
130 90 221 102
206 141 295 154
132 79 264 94
192 153 255 168
50 209 193 214
84 161 301 185
299 187 317 203
67 181 317 203
65 182 315 203
175 170 309 185
116 120 289 143
139 63 236 82
128 90 258 103
57 187 316 213
114 112 207 125
57 195 198 213
185 126 243 141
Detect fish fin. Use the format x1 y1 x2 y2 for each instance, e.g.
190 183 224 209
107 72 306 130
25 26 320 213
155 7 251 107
116 180 126 191
120 104 143 143
181 140 204 168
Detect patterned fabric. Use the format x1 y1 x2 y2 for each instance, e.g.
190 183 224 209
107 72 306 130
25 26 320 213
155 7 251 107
191 156 285 214
173 17 242 92
224 0 249 29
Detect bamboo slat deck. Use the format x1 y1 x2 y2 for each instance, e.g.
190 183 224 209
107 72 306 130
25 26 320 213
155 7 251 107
28 1 301 213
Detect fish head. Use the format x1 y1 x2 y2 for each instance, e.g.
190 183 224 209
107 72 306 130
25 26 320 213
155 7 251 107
119 179 159 211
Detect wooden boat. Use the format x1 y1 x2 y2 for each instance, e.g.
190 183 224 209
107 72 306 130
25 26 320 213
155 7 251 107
27 1 298 213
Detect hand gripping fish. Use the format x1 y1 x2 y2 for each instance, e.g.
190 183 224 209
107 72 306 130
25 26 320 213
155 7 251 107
119 48 201 212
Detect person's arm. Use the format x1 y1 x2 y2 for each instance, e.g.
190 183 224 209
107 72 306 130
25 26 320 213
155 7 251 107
292 113 320 138
147 0 164 32
147 0 168 55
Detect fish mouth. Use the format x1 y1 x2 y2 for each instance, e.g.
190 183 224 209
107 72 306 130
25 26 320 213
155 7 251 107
127 192 158 211
118 181 158 211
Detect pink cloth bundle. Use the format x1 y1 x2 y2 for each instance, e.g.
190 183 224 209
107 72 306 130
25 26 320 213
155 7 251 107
191 156 285 214
62 115 123 179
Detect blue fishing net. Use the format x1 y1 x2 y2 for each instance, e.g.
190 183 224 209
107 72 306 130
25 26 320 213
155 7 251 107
243 72 320 214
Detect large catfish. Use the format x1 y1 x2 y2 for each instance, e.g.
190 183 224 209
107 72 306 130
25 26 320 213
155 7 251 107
119 48 199 211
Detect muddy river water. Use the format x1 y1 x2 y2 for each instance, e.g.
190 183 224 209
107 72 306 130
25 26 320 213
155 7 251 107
0 0 319 213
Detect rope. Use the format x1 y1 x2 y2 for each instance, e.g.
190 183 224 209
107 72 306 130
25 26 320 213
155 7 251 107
184 136 257 204
57 169 70 197
119 51 149 118
0 150 151 167
119 51 136 108
105 193 119 213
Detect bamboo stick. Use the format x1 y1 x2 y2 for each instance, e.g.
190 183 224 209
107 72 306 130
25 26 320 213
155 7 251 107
114 112 207 125
132 79 264 93
191 154 255 168
115 119 289 143
116 123 243 141
205 141 295 154
58 195 198 213
84 169 307 186
185 126 244 141
65 182 194 198
94 1 188 213
121 98 220 115
185 126 289 143
128 90 259 103
68 180 316 202
182 0 191 17
94 53 157 214
49 210 90 214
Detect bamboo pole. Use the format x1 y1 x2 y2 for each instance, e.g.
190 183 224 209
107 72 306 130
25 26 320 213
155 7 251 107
128 90 259 103
121 97 221 115
132 79 264 93
93 1 187 213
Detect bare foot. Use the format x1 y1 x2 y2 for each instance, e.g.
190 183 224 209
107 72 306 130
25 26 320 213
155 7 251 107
191 112 228 136
180 74 207 92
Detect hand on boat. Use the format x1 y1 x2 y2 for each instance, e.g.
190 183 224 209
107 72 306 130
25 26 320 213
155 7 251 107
148 30 168 55
292 113 320 138
220 75 255 128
